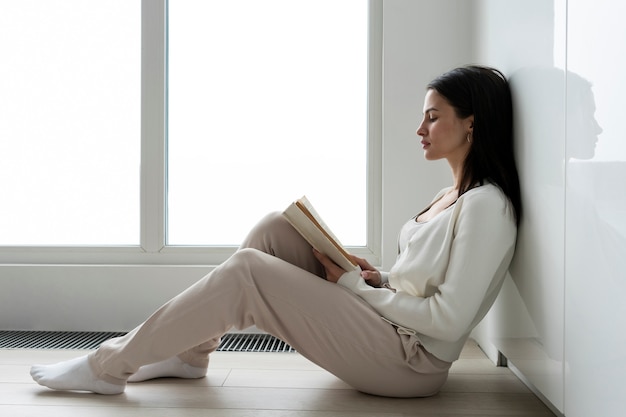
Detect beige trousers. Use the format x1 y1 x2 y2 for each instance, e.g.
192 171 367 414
89 212 451 397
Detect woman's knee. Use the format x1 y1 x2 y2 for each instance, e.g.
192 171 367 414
241 212 278 243
240 211 298 252
239 211 323 276
225 248 265 272
254 211 293 236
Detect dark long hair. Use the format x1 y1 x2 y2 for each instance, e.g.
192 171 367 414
428 65 522 226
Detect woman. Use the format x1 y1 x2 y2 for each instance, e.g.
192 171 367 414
31 65 521 398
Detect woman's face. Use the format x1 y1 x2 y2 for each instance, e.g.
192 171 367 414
416 89 473 165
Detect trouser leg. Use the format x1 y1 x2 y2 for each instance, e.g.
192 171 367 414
90 247 450 397
176 211 324 363
239 211 326 277
89 211 320 380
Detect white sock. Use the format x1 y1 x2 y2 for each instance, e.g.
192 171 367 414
128 356 207 382
30 355 125 395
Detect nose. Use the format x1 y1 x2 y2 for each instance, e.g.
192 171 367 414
416 121 426 137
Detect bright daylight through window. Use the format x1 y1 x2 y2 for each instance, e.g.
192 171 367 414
167 0 368 246
0 1 141 245
0 0 369 249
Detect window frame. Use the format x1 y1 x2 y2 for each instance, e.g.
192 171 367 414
0 0 382 267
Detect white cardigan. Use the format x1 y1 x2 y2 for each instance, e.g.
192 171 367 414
338 183 517 362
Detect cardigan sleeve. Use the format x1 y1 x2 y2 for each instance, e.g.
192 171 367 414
338 187 517 343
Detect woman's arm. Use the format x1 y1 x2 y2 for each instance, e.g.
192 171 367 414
314 251 385 287
337 188 517 342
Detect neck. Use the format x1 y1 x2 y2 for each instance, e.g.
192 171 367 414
448 159 464 191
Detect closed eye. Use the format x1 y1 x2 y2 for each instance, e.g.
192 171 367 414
424 109 438 123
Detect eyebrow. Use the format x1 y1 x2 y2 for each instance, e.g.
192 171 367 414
423 107 438 114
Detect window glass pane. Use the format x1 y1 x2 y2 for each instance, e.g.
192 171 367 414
0 1 141 245
168 0 368 246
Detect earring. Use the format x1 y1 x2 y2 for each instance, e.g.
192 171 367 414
467 133 472 143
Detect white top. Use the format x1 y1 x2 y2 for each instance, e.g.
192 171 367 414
338 183 517 362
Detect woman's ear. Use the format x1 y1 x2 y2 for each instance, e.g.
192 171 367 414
466 116 474 132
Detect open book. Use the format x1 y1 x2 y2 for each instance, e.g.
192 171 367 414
282 196 359 272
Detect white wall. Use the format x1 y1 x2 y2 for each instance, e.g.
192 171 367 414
472 1 626 416
0 265 208 331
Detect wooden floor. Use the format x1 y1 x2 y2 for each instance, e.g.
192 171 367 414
0 340 555 416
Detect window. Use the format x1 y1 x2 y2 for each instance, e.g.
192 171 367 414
0 0 141 245
167 0 368 246
0 0 381 266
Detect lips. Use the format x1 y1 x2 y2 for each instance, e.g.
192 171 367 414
421 140 430 149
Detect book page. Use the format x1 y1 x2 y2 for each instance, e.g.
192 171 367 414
283 196 358 271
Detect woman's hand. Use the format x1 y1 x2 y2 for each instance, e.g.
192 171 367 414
352 255 383 287
313 250 382 287
312 249 346 283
